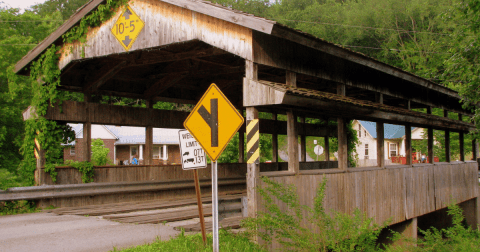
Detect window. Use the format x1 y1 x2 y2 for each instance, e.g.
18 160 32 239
153 145 168 160
390 143 397 157
365 144 369 156
153 146 161 159
359 125 361 137
70 146 75 155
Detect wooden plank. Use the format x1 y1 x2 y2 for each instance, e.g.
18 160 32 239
287 109 299 173
174 216 244 232
460 132 465 161
405 124 412 165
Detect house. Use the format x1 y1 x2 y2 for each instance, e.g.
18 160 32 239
64 124 182 165
353 120 433 165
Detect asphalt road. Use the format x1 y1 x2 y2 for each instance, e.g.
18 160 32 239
0 212 180 252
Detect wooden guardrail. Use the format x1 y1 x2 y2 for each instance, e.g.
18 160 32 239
0 177 246 208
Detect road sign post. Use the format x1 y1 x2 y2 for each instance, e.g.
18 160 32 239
184 84 244 252
178 130 207 243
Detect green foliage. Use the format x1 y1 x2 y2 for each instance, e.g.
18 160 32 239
0 200 38 216
44 163 58 183
242 176 386 251
388 203 480 252
111 228 267 252
91 139 112 166
65 160 94 183
0 169 21 190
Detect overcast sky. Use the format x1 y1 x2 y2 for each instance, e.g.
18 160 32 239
1 0 47 10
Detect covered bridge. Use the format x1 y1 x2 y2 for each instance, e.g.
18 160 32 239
15 0 479 246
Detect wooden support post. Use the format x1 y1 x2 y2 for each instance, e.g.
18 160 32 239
287 110 300 173
272 113 278 163
376 93 384 167
325 135 330 161
444 110 451 162
238 131 244 163
300 117 306 162
145 100 153 165
337 85 348 169
427 107 434 164
473 138 478 161
36 145 45 186
459 113 465 162
286 71 297 87
407 100 411 110
459 197 479 230
386 218 418 247
83 93 91 162
193 169 207 244
246 107 259 218
405 125 412 165
460 131 465 162
245 61 259 219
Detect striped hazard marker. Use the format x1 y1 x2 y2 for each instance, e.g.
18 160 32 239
247 119 259 164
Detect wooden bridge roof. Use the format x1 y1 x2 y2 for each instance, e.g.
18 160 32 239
14 0 473 120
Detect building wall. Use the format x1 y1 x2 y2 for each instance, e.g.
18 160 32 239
64 138 115 164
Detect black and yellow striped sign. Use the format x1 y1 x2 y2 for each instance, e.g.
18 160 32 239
247 119 259 164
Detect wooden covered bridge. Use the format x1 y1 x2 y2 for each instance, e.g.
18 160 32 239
13 0 479 246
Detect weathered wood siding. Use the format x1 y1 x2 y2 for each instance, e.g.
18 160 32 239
38 163 247 185
59 0 253 69
258 162 478 249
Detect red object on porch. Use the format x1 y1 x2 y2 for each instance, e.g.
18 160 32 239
391 155 438 164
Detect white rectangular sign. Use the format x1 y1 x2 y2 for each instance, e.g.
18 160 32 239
179 130 207 170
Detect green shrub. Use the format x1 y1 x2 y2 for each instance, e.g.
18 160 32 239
65 160 94 183
0 200 38 215
91 139 112 166
0 168 21 190
242 175 386 252
112 229 267 252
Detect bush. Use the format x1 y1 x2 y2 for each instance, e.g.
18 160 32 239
242 176 386 252
0 168 21 190
112 229 267 252
91 139 112 166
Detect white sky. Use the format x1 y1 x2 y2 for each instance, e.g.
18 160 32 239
1 0 48 10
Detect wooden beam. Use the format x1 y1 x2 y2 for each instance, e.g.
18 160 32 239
427 107 434 163
131 48 228 67
338 84 348 169
405 125 412 165
286 71 296 87
272 113 278 163
460 131 465 162
445 110 451 162
83 94 91 163
244 79 474 131
246 107 259 219
145 100 153 165
238 131 244 163
83 61 126 93
325 135 330 161
144 74 186 99
287 109 299 173
376 93 384 167
300 117 306 162
473 138 478 161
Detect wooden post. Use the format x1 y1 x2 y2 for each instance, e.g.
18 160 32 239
287 110 300 173
286 71 296 87
83 93 92 162
473 138 478 161
376 93 384 167
36 143 45 186
325 136 330 161
246 107 259 218
245 60 259 219
337 84 348 169
444 110 451 162
238 131 244 163
458 114 465 162
405 125 412 165
427 107 434 164
272 113 278 163
300 117 306 162
460 132 465 162
145 100 153 165
193 169 207 244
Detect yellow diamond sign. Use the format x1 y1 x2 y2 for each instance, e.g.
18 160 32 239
111 5 144 51
184 84 244 161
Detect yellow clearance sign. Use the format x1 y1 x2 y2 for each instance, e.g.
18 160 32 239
184 84 244 161
111 5 144 51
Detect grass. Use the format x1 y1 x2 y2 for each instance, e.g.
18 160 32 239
111 229 267 252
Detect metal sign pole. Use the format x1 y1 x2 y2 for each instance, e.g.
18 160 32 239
212 160 219 252
193 169 207 244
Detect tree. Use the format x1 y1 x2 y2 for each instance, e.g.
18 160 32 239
91 139 112 165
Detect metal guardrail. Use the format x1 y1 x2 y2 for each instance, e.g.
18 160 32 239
0 177 246 202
